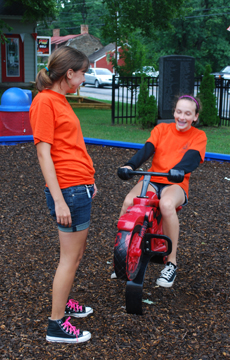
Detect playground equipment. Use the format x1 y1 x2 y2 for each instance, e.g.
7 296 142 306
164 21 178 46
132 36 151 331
113 168 182 315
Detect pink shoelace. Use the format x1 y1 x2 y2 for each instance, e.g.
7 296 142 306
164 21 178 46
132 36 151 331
62 317 80 338
66 299 83 312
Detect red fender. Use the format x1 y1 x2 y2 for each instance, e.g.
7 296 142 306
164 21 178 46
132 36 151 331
117 205 153 231
118 191 159 232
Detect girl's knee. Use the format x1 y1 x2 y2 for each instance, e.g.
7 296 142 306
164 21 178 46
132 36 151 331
159 197 175 216
74 250 85 267
60 251 84 271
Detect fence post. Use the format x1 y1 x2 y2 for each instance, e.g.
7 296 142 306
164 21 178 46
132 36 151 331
218 77 223 126
111 75 115 125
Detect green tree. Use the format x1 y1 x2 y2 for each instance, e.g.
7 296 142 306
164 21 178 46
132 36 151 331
0 0 58 42
136 77 158 129
198 64 219 126
111 34 147 76
101 0 186 43
37 0 107 40
0 20 12 43
101 0 186 76
144 0 230 75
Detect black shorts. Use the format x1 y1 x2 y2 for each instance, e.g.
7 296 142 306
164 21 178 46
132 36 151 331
149 182 188 206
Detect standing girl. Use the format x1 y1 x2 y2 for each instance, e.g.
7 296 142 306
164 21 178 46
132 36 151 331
116 95 207 287
30 46 97 343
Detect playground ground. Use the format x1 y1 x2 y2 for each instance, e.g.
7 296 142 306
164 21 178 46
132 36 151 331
0 143 229 359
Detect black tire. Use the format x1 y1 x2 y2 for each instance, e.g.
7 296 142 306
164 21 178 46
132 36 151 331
114 230 132 280
95 80 100 88
126 225 144 281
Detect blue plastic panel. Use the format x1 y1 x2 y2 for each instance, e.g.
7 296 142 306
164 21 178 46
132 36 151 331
0 135 229 162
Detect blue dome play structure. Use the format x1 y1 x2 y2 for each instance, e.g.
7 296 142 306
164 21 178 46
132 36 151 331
0 87 31 111
0 87 32 136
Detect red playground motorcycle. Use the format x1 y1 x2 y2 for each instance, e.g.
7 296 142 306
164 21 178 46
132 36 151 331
113 169 182 315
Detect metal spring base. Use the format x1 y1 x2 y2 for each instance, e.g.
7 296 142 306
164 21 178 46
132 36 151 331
125 253 152 315
125 234 171 315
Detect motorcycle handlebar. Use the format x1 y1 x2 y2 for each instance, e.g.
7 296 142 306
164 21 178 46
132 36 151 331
117 167 185 184
126 169 169 177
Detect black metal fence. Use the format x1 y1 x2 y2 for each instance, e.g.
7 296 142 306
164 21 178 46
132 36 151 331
112 75 230 126
111 75 158 125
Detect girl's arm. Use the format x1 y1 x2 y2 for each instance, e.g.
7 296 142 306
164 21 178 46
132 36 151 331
36 141 72 227
124 142 155 170
172 149 201 174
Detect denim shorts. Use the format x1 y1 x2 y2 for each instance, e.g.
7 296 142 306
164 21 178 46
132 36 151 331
45 184 94 232
149 182 188 206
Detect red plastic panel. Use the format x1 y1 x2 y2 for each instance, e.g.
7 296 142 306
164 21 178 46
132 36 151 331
0 112 32 136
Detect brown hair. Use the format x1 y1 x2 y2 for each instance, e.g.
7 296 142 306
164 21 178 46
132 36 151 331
174 94 202 115
36 46 89 92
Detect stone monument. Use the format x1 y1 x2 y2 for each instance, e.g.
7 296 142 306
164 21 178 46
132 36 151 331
158 55 195 121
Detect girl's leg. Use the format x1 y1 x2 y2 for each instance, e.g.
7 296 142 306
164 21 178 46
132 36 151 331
159 185 185 266
119 181 156 217
51 228 89 320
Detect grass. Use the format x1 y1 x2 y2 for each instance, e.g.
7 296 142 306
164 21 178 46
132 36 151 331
75 107 230 154
201 126 230 154
77 108 151 144
0 90 228 154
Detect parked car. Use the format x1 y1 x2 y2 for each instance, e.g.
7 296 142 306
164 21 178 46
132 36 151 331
132 66 159 78
211 66 230 91
83 68 118 88
211 66 230 80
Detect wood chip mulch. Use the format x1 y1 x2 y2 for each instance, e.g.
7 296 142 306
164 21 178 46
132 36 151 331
0 143 230 359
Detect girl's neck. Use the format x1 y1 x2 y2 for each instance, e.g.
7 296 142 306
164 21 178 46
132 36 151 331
50 80 68 95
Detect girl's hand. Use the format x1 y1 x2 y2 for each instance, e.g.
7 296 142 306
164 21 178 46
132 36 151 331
55 199 72 227
36 142 72 227
92 183 98 198
117 166 134 180
120 166 133 170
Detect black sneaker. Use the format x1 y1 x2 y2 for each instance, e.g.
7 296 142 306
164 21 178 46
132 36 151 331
65 299 93 318
46 316 91 343
156 262 177 288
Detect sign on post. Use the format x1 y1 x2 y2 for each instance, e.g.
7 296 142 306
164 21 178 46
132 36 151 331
37 37 51 56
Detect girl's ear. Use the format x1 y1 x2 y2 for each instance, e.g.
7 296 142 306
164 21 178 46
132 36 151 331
194 112 199 123
193 113 199 124
66 69 73 79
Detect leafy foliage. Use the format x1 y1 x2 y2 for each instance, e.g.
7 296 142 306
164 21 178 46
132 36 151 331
0 19 12 43
101 0 186 74
37 0 108 40
136 77 158 129
34 0 230 78
198 64 219 126
0 0 57 42
111 34 147 76
5 0 58 22
3 0 229 81
101 0 186 43
144 0 230 75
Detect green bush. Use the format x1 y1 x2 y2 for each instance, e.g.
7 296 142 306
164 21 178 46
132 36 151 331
198 64 219 126
136 77 158 129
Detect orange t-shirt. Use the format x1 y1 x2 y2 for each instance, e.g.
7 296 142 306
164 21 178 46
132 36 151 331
146 122 207 197
29 89 95 189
